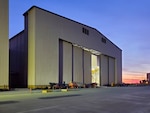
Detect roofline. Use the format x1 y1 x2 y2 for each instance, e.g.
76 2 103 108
23 6 122 51
9 30 24 40
94 29 122 51
23 6 95 29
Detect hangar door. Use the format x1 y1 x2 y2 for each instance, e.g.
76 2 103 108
108 57 115 84
62 41 72 84
60 40 92 84
84 51 91 84
73 46 83 83
101 55 109 86
100 55 116 86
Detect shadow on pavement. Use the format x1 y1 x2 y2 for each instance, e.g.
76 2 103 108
39 94 81 99
0 101 19 105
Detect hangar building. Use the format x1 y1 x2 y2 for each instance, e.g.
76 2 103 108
9 6 122 88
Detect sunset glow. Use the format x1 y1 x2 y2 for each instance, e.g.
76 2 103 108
122 71 146 84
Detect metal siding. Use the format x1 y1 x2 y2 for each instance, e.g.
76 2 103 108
34 7 121 57
35 8 59 85
101 55 109 85
28 9 36 87
59 40 63 83
84 51 91 84
0 0 9 89
73 46 83 83
118 53 122 83
9 31 28 88
62 41 72 84
109 57 115 84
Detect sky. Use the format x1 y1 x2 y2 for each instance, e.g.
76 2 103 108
9 0 150 83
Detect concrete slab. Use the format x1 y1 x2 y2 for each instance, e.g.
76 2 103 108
0 87 150 113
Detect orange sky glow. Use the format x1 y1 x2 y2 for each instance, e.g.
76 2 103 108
122 71 146 84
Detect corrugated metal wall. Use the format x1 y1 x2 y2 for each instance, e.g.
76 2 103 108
9 31 28 88
0 0 9 89
73 46 83 83
100 55 116 86
84 51 91 84
59 40 92 85
62 41 72 84
101 55 109 85
109 57 115 84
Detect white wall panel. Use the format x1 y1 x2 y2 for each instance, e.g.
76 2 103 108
28 9 36 87
35 38 58 85
63 41 72 84
0 0 9 89
35 9 59 85
73 46 83 83
84 51 91 84
101 55 108 85
109 57 115 84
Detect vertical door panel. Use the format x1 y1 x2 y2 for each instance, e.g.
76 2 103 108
73 46 83 83
109 57 115 84
101 55 109 85
63 41 72 84
84 51 91 84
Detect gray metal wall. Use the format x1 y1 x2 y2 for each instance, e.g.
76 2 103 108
62 41 72 84
9 31 28 88
101 55 109 85
73 46 83 83
83 51 91 84
60 40 91 84
100 55 116 86
109 57 115 84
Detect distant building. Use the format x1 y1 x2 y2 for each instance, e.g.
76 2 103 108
0 0 9 89
9 6 122 88
147 73 150 83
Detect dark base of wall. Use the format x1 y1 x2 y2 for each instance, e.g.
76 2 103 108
0 85 9 90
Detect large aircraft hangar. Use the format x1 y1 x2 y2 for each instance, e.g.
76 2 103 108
9 6 122 88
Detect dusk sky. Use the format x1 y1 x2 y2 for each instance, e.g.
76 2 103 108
9 0 150 83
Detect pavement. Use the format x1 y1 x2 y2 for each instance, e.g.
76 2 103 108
0 88 42 95
0 86 150 113
0 88 80 95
